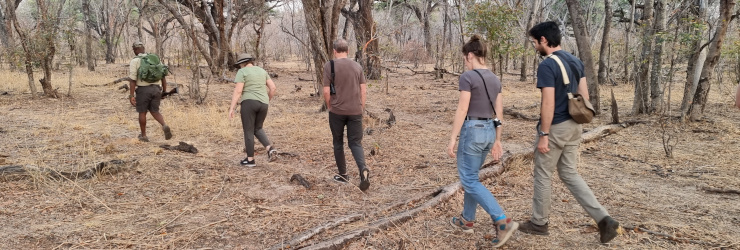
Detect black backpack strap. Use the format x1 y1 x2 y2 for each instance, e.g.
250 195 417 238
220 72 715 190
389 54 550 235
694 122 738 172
472 69 498 117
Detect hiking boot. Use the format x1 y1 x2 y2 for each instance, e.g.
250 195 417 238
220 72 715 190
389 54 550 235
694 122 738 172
240 158 256 167
162 125 172 140
492 218 519 248
449 215 474 233
333 174 349 183
598 216 619 244
518 220 549 235
359 168 370 191
267 147 277 162
138 134 149 142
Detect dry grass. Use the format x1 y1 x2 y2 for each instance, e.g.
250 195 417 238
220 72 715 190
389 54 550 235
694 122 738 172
1 61 739 249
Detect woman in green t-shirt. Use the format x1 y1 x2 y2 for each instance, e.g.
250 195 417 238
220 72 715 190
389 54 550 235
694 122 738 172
228 53 277 167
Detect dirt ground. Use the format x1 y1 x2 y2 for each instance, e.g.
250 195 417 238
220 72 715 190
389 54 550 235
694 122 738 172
0 59 739 249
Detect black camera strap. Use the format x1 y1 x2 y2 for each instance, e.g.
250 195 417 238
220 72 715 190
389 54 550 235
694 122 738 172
330 60 336 95
472 69 498 118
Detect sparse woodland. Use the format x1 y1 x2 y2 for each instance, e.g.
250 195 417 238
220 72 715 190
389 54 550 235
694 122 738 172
1 0 739 249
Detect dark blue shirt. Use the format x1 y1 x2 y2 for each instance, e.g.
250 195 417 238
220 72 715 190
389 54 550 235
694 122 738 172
536 50 584 125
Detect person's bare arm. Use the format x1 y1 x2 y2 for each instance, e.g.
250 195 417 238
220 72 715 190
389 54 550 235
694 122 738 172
360 83 367 110
229 83 244 119
323 86 331 111
447 91 471 158
538 87 555 154
735 84 740 109
161 76 167 93
266 78 277 100
577 77 589 101
491 92 503 161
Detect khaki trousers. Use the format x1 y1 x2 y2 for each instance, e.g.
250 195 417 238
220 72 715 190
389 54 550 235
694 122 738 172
532 119 609 225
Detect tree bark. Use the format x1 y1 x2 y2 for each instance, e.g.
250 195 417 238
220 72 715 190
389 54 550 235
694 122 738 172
7 0 36 98
680 0 706 120
302 0 347 95
649 0 666 113
343 0 381 80
521 0 541 82
623 0 636 80
82 0 95 71
37 0 67 98
597 0 612 86
634 0 654 114
688 0 736 120
158 0 214 72
404 0 439 57
565 0 600 114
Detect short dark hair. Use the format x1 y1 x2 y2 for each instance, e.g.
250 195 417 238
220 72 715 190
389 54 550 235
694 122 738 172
528 21 561 48
333 39 348 53
462 34 486 58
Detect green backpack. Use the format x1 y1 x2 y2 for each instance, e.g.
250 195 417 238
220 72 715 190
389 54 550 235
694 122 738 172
137 53 168 83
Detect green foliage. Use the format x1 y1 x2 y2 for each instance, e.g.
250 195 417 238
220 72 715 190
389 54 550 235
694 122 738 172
465 2 524 61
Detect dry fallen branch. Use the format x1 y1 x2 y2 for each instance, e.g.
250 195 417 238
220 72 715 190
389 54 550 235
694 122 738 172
624 225 721 247
287 122 635 249
0 160 136 181
701 187 740 195
503 107 539 121
269 213 364 250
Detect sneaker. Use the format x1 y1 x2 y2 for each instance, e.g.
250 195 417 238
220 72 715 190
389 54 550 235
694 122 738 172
333 174 349 183
518 220 549 235
240 158 256 167
267 147 277 162
138 134 149 142
598 216 619 243
492 218 519 248
162 125 172 140
449 215 474 233
359 168 370 191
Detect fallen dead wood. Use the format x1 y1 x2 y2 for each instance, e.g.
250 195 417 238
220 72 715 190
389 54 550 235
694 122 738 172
504 107 539 121
701 187 740 195
0 160 136 181
298 77 314 82
289 174 311 189
284 122 635 249
269 214 364 250
160 142 198 154
623 225 721 247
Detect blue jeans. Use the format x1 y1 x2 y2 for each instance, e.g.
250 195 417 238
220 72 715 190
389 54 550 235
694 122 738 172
457 120 506 222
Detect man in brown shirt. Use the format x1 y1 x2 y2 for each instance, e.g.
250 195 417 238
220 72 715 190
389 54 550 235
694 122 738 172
322 39 370 191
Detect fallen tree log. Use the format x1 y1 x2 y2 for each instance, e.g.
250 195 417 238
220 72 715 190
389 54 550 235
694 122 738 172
283 122 636 249
0 160 136 181
503 107 539 121
289 174 311 189
160 142 198 154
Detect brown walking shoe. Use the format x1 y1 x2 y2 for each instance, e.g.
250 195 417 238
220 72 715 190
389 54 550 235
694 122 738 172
518 220 549 235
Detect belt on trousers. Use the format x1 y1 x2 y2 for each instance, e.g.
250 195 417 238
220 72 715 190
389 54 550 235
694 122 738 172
465 116 492 120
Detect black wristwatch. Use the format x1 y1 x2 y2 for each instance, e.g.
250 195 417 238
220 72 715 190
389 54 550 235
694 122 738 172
538 131 549 137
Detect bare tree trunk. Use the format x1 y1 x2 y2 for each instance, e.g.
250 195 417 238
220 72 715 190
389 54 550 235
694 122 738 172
680 0 707 120
521 0 541 81
83 0 95 71
565 0 600 114
623 0 636 80
343 0 380 80
688 0 736 120
597 0 612 86
649 0 666 113
302 0 347 96
634 0 654 114
157 0 214 72
37 0 67 98
7 0 36 98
